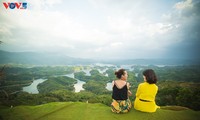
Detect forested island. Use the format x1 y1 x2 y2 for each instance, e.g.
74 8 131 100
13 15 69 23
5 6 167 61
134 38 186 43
0 64 200 110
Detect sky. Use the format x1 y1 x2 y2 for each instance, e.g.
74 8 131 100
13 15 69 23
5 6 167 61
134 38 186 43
0 0 200 60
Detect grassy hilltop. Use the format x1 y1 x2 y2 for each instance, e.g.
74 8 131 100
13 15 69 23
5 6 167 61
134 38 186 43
0 102 199 120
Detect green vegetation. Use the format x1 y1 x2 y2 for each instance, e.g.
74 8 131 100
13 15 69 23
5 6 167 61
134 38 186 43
1 64 200 111
0 65 74 94
74 69 111 95
38 76 76 93
157 81 200 110
0 102 199 120
83 80 109 94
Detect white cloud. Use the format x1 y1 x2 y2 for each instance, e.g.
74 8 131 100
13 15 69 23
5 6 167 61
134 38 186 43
144 23 175 37
0 0 199 59
107 16 132 33
110 42 123 47
0 26 12 36
174 0 193 10
27 0 63 10
94 47 103 52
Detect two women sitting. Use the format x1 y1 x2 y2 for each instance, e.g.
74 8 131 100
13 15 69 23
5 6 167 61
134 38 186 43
111 69 160 113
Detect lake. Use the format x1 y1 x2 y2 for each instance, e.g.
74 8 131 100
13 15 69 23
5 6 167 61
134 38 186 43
23 79 47 94
74 80 86 92
23 68 114 94
65 73 86 92
106 82 112 91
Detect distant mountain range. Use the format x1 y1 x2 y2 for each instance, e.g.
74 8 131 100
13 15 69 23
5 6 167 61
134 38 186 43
0 50 199 65
0 50 94 65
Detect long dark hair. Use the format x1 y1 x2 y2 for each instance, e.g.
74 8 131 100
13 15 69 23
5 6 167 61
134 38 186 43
115 69 126 79
143 69 157 84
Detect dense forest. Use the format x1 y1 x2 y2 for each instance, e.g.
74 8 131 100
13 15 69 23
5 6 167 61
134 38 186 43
0 64 200 110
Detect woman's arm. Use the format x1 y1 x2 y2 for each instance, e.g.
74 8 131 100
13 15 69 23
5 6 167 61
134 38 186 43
135 84 141 97
127 82 132 96
112 80 115 87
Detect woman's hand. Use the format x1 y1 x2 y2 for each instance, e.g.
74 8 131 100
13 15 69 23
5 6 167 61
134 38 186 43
128 90 132 96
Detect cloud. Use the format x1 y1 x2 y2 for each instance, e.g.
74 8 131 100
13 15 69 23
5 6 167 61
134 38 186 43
0 0 199 59
110 42 123 47
174 0 193 10
161 0 200 59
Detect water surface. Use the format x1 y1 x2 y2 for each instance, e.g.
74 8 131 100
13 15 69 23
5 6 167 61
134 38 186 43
23 79 47 94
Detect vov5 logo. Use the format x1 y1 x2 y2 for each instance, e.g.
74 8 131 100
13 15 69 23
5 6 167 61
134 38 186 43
3 2 27 9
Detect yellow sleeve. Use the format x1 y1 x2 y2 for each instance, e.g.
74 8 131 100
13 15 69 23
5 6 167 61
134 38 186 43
135 84 142 97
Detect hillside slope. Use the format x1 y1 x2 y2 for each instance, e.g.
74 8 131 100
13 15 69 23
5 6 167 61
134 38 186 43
0 102 199 120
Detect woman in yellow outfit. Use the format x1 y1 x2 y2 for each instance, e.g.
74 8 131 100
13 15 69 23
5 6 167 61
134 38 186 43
134 69 160 112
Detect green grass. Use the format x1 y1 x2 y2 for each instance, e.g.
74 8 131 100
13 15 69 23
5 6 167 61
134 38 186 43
0 102 199 120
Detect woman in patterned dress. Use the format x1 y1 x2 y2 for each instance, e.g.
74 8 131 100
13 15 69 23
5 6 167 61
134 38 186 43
111 69 132 113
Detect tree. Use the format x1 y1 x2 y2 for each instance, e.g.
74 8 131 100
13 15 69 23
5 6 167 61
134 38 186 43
0 41 8 100
176 87 200 110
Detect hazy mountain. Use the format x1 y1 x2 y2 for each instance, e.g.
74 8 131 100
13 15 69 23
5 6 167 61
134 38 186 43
0 50 94 65
0 50 199 65
100 58 200 65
